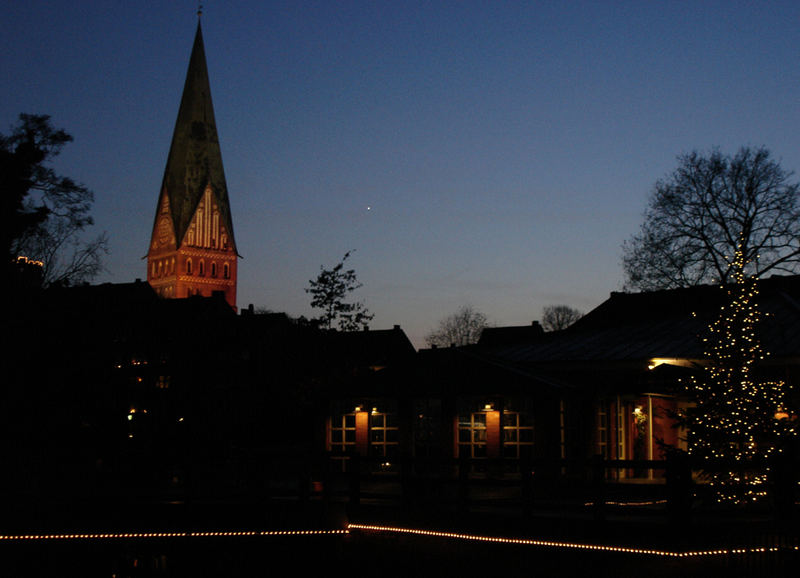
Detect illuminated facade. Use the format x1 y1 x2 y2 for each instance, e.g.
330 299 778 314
147 20 238 309
325 276 800 482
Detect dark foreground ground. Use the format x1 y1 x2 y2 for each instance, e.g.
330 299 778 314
1 498 797 577
1 528 796 578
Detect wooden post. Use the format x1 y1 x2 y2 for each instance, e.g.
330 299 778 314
348 451 361 507
591 454 605 521
458 453 469 512
665 451 691 526
521 456 533 517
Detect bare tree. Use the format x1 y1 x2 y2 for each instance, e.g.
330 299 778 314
306 250 374 331
541 305 583 331
2 114 107 287
622 147 800 291
425 305 488 348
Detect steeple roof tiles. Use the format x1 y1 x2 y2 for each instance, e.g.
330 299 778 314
157 21 236 251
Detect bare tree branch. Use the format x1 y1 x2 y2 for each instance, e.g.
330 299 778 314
541 305 583 332
425 305 488 347
623 147 800 290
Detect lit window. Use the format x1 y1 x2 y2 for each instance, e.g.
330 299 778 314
330 413 356 471
458 412 487 459
597 405 609 458
369 411 399 462
502 411 534 459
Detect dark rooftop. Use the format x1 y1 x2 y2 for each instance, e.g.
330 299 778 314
479 274 800 366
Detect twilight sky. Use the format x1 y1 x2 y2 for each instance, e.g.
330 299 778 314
3 1 800 348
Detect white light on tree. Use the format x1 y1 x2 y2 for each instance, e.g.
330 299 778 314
686 246 796 504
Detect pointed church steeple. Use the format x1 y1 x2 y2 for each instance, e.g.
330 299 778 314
147 20 238 309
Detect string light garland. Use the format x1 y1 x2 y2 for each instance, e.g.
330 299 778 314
684 245 797 504
581 499 667 507
347 524 797 558
0 529 348 541
1 525 796 560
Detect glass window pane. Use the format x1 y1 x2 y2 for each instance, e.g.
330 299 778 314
519 445 533 461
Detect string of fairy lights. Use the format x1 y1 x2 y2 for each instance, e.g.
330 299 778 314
0 525 796 559
348 523 799 558
0 530 348 541
683 247 797 504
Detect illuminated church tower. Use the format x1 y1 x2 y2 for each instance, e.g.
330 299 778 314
147 19 238 309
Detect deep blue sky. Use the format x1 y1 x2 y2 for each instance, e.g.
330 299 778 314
3 1 800 347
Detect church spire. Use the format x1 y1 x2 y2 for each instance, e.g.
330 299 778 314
161 20 235 251
147 19 239 309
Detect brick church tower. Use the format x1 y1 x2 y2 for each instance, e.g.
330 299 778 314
147 19 238 309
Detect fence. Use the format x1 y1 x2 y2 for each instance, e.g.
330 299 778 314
307 452 798 520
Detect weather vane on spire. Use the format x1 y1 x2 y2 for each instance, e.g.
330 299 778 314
197 2 203 18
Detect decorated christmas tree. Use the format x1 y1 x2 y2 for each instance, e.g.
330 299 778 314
686 247 796 504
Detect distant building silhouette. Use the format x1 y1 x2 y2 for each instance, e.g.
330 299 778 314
147 20 238 309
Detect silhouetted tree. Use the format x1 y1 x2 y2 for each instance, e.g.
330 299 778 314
306 250 373 331
541 304 583 331
2 113 108 287
622 147 800 291
425 305 487 347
